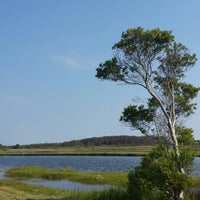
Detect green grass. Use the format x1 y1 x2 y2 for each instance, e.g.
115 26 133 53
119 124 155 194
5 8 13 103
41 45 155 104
2 145 200 156
0 145 152 156
3 177 200 200
0 179 77 199
75 187 128 200
6 166 128 188
0 179 128 200
2 162 129 199
4 167 200 200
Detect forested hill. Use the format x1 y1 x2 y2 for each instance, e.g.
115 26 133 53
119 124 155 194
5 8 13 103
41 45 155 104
62 135 157 146
13 135 157 148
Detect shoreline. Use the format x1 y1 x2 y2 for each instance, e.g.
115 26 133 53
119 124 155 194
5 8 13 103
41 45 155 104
0 145 152 156
0 145 199 156
0 153 143 156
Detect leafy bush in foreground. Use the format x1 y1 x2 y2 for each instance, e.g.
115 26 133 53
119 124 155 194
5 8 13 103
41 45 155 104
128 145 194 200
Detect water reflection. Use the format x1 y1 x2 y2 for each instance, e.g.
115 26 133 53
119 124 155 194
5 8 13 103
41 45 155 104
25 179 111 191
0 171 4 179
0 172 111 191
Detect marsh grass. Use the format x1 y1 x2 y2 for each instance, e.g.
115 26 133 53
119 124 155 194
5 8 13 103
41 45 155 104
6 166 128 187
0 179 75 199
4 166 128 199
2 145 200 156
0 145 152 156
185 176 200 200
3 169 200 200
0 179 128 200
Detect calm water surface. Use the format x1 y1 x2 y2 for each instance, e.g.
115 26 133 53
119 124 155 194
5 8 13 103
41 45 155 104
0 156 138 191
1 156 200 191
0 155 141 172
0 156 200 175
25 179 111 191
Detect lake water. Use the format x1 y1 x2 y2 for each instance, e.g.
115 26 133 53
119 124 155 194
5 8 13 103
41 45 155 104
0 155 200 175
0 156 200 191
0 155 141 172
25 179 111 191
0 155 140 191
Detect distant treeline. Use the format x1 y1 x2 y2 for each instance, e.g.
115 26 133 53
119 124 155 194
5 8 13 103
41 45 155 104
62 135 157 146
9 135 158 149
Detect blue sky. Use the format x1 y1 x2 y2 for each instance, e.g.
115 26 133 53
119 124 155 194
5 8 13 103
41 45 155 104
0 0 200 145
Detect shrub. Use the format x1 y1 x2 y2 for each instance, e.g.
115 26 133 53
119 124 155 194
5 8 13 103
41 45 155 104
127 144 194 200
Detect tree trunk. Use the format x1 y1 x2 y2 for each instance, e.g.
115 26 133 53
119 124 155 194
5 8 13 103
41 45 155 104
174 190 184 200
146 81 186 200
169 120 185 200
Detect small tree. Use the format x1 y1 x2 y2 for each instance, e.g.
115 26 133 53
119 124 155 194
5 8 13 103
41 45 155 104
96 27 199 200
128 144 194 200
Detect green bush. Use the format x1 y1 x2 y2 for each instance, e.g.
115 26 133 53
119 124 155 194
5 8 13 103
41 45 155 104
127 144 194 200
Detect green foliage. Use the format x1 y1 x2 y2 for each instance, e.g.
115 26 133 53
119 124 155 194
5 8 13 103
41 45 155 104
0 144 5 150
128 145 194 200
13 144 20 149
96 27 175 85
176 126 194 145
96 57 125 82
120 104 155 134
113 27 174 58
128 168 164 200
61 135 156 146
96 27 199 136
179 147 195 175
8 135 156 149
96 26 199 199
174 82 200 117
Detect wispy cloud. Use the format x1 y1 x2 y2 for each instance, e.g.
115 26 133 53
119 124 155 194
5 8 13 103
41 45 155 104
51 55 97 70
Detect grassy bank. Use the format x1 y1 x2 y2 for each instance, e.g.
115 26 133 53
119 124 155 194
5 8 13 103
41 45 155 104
1 145 200 156
0 179 128 200
6 166 128 188
0 145 152 156
0 179 73 200
3 166 200 200
2 166 128 200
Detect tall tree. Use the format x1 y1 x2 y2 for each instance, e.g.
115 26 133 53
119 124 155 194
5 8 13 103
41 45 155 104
96 27 199 200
